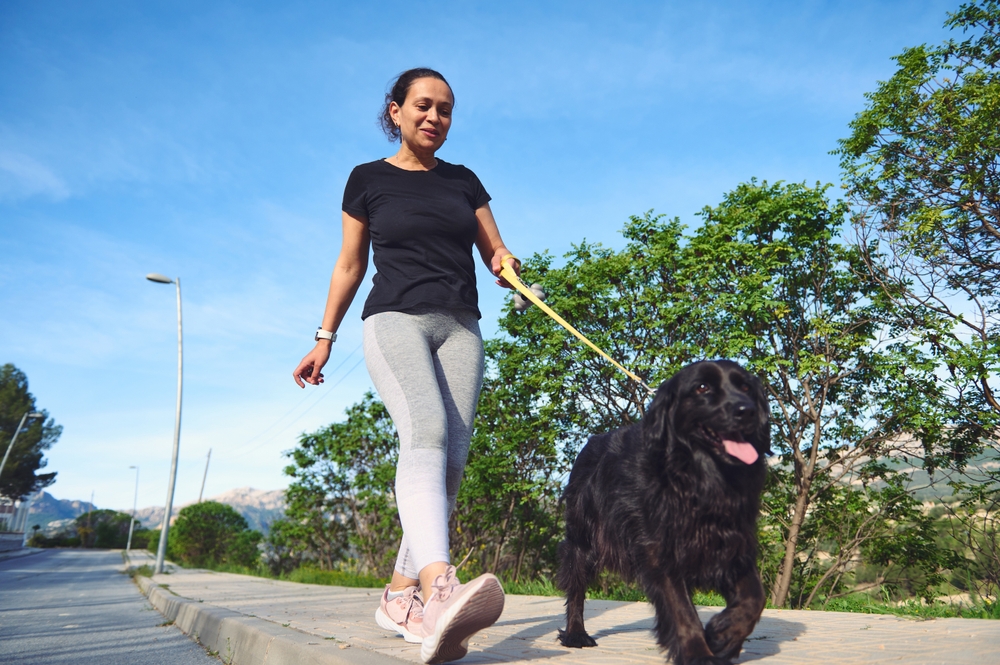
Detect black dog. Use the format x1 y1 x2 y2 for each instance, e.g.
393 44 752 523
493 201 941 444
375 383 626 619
557 360 771 665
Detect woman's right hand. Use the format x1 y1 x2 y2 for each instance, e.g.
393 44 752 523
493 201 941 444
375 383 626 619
293 342 332 388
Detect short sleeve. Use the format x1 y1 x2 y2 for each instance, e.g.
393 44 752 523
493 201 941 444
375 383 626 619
467 169 491 209
342 166 369 219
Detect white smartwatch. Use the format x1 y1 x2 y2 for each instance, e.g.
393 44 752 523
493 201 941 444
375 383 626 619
315 328 337 342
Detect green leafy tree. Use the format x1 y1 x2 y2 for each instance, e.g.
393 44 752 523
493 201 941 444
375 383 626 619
684 180 971 607
492 213 693 441
837 0 1000 424
838 0 1000 605
166 501 262 568
0 364 60 500
282 392 400 575
74 509 147 549
451 362 565 581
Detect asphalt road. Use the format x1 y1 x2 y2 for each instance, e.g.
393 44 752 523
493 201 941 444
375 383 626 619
0 549 220 664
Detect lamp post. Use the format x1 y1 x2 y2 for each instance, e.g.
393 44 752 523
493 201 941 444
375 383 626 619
0 411 44 486
126 465 139 552
146 273 182 575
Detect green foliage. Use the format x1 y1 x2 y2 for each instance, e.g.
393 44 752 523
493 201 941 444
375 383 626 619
837 1 1000 608
450 364 565 581
73 509 149 549
166 501 262 568
276 392 400 575
0 364 61 500
684 180 965 607
837 0 1000 425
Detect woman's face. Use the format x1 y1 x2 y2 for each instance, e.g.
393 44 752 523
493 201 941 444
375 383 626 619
390 77 454 155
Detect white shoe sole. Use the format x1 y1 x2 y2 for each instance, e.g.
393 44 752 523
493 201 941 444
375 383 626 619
421 574 505 664
375 606 423 643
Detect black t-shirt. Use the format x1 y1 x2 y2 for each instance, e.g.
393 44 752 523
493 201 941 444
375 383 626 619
342 159 491 320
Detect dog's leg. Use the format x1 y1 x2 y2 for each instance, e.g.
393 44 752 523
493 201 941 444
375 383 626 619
704 570 766 661
643 573 728 665
556 539 598 648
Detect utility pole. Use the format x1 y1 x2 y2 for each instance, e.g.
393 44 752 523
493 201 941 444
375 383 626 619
126 466 139 552
197 449 212 503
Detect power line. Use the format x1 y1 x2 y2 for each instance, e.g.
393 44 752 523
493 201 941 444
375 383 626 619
230 353 367 459
223 343 362 453
238 357 365 453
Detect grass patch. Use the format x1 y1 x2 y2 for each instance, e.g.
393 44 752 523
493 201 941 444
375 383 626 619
286 567 389 588
821 594 1000 619
496 575 725 605
128 564 155 579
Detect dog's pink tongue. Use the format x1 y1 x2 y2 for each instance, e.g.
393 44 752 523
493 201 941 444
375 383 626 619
723 437 759 464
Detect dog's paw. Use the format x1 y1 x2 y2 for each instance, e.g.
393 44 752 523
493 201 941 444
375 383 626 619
557 629 597 648
704 617 746 661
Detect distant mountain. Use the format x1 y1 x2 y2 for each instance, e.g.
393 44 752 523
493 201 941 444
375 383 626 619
24 493 95 532
127 487 286 534
25 487 286 535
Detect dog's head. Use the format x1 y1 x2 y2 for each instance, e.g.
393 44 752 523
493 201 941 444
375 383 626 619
644 360 771 466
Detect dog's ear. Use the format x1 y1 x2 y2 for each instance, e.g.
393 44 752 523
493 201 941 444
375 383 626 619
643 376 678 447
752 374 773 456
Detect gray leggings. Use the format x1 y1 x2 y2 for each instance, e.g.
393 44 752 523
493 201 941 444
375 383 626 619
363 307 484 579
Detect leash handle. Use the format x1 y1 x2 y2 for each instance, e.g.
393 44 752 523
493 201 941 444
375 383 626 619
499 261 654 395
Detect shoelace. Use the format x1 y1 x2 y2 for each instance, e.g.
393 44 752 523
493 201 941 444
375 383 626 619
430 574 459 604
398 587 424 620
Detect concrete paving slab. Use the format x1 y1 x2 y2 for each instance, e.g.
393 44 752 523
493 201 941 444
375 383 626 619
124 551 1000 664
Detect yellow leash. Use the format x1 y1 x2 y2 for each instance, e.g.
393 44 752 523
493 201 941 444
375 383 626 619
499 256 654 395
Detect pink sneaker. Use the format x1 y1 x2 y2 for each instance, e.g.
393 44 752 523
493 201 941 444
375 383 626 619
375 584 424 643
420 566 505 664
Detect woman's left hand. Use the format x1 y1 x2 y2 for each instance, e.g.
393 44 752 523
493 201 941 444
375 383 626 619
492 250 521 289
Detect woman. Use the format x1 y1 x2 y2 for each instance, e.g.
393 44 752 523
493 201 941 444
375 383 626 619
292 67 517 664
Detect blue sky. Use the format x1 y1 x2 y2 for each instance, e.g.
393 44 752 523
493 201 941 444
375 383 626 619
1 0 961 511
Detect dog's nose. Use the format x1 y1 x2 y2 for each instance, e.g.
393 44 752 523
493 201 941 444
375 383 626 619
734 401 755 422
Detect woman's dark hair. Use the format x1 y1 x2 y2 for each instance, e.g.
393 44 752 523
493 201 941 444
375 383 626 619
379 68 452 142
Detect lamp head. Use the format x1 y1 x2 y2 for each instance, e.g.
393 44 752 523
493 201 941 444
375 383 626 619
28 412 43 419
146 273 174 284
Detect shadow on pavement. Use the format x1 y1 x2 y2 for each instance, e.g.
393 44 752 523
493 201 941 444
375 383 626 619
477 605 806 663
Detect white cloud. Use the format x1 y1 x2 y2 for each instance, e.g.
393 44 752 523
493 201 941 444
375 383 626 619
0 151 70 201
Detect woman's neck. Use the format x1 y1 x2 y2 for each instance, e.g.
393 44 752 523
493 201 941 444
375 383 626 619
389 144 438 171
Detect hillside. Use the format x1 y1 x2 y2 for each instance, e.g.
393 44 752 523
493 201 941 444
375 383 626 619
128 487 286 533
26 487 285 535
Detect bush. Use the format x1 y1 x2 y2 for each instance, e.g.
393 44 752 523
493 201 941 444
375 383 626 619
165 501 262 568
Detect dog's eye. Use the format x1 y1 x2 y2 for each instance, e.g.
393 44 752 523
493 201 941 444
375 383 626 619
695 384 710 394
739 383 751 392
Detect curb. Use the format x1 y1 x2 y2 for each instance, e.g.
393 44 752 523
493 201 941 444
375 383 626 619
134 575 405 665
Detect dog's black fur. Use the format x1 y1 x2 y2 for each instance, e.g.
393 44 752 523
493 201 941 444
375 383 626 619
557 360 771 665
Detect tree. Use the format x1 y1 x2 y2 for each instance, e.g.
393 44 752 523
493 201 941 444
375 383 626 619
166 501 262 568
838 0 1000 606
0 364 60 500
282 392 400 575
684 180 969 607
75 509 149 549
837 0 1000 426
450 361 565 580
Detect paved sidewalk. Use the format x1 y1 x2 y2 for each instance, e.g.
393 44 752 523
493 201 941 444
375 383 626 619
125 551 1000 665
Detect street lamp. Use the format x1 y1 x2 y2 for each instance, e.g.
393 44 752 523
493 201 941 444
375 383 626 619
146 272 183 575
0 411 44 485
126 465 139 552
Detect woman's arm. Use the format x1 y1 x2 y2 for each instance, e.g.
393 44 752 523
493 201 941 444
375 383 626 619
474 202 520 288
292 211 370 388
